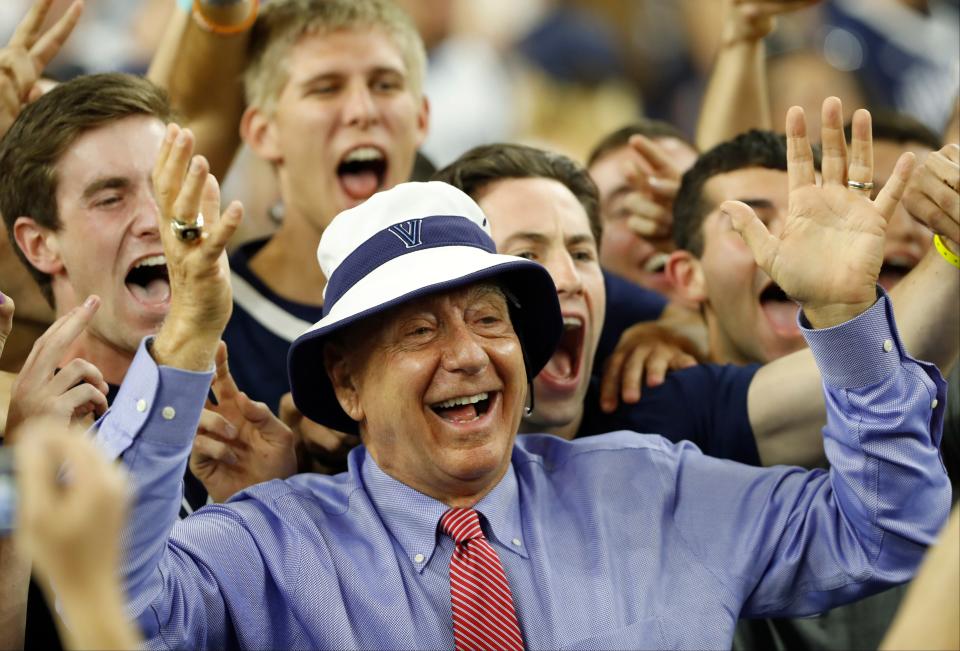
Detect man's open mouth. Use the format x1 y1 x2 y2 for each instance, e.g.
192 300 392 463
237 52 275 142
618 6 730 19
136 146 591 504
540 316 585 387
337 146 387 200
759 283 798 335
125 254 170 306
430 391 494 423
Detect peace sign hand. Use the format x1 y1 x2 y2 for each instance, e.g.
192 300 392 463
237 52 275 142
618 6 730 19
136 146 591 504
724 97 916 328
0 0 84 136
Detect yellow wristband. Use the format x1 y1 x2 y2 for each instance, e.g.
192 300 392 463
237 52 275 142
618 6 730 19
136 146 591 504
192 0 259 35
933 234 960 269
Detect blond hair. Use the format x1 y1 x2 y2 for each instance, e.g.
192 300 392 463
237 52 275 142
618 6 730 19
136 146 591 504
245 0 427 114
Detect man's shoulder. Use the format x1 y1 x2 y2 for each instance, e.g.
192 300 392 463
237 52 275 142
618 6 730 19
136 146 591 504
200 472 366 533
514 431 685 468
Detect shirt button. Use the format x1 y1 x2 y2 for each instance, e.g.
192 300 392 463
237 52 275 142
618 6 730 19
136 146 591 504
931 399 939 409
882 339 893 353
414 553 425 563
136 399 147 413
512 538 522 547
162 406 176 420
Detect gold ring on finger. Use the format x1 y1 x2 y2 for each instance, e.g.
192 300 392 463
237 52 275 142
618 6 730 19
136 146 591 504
846 180 874 192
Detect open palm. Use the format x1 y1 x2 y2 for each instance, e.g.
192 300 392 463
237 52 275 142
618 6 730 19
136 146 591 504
726 98 915 328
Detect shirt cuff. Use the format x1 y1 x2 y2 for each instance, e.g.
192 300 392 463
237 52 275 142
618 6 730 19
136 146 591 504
95 336 214 458
799 288 905 388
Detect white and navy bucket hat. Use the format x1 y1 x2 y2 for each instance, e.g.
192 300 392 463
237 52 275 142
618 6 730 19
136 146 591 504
287 181 562 432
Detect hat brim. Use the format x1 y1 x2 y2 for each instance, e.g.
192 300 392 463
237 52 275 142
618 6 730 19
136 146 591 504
288 246 561 433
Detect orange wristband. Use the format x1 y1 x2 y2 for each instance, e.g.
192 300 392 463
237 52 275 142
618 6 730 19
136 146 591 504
192 0 259 35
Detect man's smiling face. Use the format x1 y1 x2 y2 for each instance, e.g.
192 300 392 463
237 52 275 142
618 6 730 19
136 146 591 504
329 283 526 503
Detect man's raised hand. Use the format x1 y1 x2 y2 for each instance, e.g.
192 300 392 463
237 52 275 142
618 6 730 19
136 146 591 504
4 296 108 442
150 123 242 371
0 0 84 136
724 97 915 328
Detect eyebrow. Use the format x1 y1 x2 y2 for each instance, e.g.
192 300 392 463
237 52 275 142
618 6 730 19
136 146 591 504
299 66 406 87
82 177 130 200
603 184 634 207
738 198 776 210
501 231 596 248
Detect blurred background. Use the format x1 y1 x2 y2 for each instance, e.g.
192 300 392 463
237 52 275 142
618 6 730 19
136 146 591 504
2 0 957 211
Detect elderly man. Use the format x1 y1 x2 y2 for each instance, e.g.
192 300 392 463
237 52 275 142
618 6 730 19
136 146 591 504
95 99 950 649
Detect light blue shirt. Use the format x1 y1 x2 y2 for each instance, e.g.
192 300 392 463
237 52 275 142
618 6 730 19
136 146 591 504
95 294 950 650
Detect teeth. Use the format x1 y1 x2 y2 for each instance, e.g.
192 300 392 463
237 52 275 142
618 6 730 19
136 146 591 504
643 253 669 273
562 317 582 330
433 392 488 409
135 255 167 269
343 146 384 163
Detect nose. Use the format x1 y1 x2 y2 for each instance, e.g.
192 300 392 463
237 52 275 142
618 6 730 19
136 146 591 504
342 80 378 129
132 193 162 239
439 319 489 375
546 249 583 298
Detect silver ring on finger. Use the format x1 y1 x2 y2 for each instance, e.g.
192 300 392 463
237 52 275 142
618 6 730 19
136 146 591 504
846 180 874 192
171 213 204 242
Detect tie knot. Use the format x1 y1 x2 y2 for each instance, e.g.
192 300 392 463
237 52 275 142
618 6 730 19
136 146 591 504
440 508 485 544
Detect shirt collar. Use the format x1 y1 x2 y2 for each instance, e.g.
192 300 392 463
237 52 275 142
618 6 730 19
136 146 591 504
360 452 528 574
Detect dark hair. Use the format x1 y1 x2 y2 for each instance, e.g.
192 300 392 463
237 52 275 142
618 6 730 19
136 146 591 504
843 109 942 151
673 130 821 256
433 143 602 242
587 118 696 168
0 73 173 305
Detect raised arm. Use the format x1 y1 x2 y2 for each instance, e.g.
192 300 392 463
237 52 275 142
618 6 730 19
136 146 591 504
682 96 950 616
147 0 256 180
747 129 959 467
696 0 819 151
93 125 243 638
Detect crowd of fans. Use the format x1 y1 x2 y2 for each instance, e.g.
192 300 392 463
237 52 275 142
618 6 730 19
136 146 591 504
0 0 957 649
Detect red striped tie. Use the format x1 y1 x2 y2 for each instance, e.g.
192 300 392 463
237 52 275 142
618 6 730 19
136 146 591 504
440 508 525 651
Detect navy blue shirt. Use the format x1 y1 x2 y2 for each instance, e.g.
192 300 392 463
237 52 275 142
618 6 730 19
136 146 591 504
578 363 761 465
223 238 323 414
594 270 668 368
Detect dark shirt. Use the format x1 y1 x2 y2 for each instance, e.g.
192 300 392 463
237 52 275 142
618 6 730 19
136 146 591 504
223 238 324 414
594 270 668 369
578 364 761 465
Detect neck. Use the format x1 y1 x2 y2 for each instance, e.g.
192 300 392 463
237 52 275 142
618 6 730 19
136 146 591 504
62 332 134 386
705 310 751 365
249 205 328 306
519 408 583 441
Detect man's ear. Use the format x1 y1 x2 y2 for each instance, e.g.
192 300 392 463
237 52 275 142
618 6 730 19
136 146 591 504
413 94 430 147
664 250 707 305
323 343 364 423
12 217 64 276
240 104 283 164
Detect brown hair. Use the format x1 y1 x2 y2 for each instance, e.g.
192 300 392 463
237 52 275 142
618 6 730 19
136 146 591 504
587 118 696 168
245 0 427 114
433 143 603 242
0 72 173 305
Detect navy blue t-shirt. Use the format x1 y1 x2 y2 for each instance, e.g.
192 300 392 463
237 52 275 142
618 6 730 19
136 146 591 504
223 238 324 414
577 363 762 466
594 270 668 368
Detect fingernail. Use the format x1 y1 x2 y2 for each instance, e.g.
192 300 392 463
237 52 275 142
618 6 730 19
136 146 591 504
0 292 5 305
176 131 189 146
83 295 98 308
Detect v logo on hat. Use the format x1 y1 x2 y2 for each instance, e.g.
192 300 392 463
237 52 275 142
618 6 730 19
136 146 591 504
388 219 423 248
